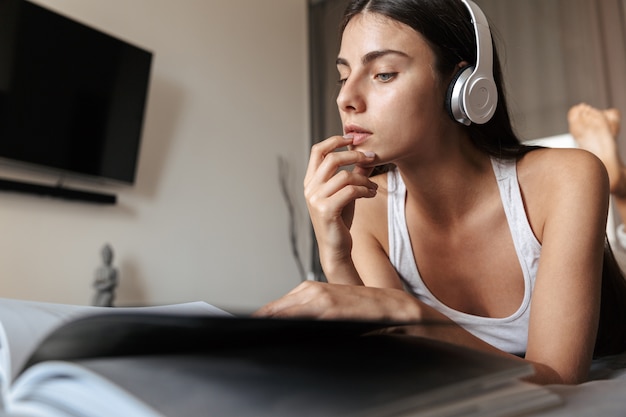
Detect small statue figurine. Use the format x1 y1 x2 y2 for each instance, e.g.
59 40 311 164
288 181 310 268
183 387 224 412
92 243 118 307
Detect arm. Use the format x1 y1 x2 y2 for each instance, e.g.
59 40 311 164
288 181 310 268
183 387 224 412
304 135 377 284
520 149 608 384
349 175 406 290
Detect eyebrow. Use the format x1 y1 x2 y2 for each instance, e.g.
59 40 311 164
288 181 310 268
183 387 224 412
336 49 410 67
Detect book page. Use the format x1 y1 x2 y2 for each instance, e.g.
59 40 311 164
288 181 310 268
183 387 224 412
0 298 231 392
0 298 97 403
7 361 164 417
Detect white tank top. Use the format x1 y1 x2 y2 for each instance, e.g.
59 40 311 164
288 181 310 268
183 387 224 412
387 158 541 355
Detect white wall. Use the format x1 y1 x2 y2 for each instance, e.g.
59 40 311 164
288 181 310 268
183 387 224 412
0 0 312 312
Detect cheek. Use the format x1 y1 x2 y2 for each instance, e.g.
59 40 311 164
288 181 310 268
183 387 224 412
383 90 451 150
386 85 445 128
392 72 445 112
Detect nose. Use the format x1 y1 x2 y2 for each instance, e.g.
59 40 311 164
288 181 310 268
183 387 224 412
336 77 365 114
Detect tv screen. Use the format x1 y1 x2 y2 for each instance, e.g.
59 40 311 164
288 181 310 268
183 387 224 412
0 0 153 184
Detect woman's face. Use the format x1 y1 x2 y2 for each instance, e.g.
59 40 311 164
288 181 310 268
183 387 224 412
337 12 453 164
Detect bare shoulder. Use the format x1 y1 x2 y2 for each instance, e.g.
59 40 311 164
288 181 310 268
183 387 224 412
517 147 608 193
517 147 610 241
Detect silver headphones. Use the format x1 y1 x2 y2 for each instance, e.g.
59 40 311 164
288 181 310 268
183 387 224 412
445 0 498 125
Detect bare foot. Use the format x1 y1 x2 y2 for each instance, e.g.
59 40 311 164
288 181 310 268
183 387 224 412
604 108 621 138
568 103 625 195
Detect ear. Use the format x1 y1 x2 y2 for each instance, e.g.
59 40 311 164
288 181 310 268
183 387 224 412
456 60 470 71
444 61 470 84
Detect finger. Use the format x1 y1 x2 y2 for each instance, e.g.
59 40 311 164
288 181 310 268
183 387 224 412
256 303 321 319
253 293 309 318
308 176 378 214
253 281 326 317
252 282 309 317
353 162 375 179
330 185 377 214
310 167 377 197
305 136 375 185
306 182 376 230
305 135 353 184
306 150 377 192
318 150 376 176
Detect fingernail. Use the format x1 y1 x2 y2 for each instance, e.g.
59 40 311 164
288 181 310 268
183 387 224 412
363 151 375 158
343 134 354 139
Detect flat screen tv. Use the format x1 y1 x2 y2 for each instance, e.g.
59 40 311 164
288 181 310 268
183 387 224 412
0 0 153 185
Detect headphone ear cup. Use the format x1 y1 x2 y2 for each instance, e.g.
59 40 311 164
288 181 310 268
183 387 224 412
445 66 473 126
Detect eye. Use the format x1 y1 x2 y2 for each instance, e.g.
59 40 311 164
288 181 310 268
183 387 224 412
375 72 397 82
337 77 347 86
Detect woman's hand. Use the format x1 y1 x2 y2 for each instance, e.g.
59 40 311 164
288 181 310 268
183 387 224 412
305 135 378 284
254 281 425 321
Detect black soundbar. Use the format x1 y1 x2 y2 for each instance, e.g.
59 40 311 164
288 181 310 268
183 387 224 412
0 178 116 204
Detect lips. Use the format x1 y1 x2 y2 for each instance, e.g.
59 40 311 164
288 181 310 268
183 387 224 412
344 125 372 146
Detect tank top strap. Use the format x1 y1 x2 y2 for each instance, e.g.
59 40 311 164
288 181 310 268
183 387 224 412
490 157 541 289
387 169 417 284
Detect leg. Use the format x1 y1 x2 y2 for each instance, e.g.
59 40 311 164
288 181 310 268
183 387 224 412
568 104 623 193
568 103 626 224
567 104 626 228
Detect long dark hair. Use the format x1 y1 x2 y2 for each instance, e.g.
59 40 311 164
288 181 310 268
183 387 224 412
341 0 626 357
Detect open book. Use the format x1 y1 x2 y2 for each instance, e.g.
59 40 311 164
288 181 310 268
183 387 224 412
0 297 561 417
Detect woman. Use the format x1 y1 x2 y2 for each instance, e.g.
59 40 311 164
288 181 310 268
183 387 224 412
257 0 626 384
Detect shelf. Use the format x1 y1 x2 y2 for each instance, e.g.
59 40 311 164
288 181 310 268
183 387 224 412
0 178 116 204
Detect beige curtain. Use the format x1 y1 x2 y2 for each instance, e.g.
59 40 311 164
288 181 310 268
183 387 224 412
476 0 626 147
